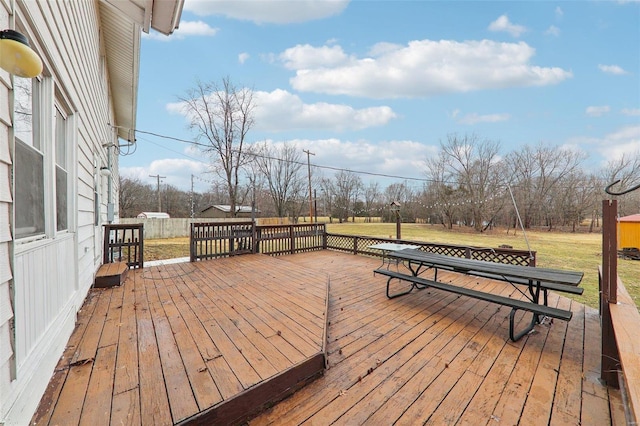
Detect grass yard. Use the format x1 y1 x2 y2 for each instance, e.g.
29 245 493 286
143 222 640 310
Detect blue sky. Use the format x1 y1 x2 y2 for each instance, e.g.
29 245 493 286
121 0 640 193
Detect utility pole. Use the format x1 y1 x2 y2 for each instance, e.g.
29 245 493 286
149 174 166 212
190 174 195 218
303 149 315 222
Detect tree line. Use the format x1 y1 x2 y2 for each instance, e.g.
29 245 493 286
119 77 640 232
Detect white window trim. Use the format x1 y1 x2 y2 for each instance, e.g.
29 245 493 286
14 77 78 251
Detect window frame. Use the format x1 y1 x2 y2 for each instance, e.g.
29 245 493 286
13 75 77 248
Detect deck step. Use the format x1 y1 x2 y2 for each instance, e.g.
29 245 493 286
94 262 128 288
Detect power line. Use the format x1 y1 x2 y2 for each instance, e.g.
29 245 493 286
131 128 613 193
133 128 436 183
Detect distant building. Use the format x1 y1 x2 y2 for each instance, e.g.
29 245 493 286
199 205 258 219
137 212 171 219
618 214 640 250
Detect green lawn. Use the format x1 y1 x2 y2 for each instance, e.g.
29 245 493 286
143 222 640 311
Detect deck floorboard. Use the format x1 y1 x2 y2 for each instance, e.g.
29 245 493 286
32 250 622 425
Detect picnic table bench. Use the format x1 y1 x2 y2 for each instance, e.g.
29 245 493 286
374 248 583 341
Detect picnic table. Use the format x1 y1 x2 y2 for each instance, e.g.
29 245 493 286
374 248 583 341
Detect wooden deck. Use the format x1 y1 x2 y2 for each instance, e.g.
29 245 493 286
32 254 328 426
33 250 624 425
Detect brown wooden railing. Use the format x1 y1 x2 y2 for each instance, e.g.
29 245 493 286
103 223 144 269
600 199 640 424
190 221 255 261
326 234 535 266
189 222 535 266
190 222 327 261
256 223 326 256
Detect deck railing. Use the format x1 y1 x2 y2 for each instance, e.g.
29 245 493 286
190 221 255 261
600 199 640 425
256 223 326 256
189 222 535 266
190 222 327 261
326 233 536 266
103 223 144 268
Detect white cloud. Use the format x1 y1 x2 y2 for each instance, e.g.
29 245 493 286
239 52 250 64
622 108 640 116
598 64 628 75
488 15 527 37
568 125 640 165
166 89 397 132
545 25 560 36
253 90 396 131
597 125 640 163
280 44 350 70
586 105 611 117
263 137 437 181
284 40 572 99
457 112 511 125
184 0 349 24
555 7 564 18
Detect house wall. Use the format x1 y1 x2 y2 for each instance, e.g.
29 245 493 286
0 1 117 423
618 222 640 250
0 0 15 418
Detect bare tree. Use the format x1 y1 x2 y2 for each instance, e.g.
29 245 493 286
252 141 307 218
179 76 255 217
436 134 504 232
118 176 154 217
505 143 585 229
363 182 381 222
327 170 362 223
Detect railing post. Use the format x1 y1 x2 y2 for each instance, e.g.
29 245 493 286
103 225 111 264
601 199 619 387
354 236 359 255
322 224 327 250
289 225 295 254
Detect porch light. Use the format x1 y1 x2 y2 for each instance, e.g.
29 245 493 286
0 29 43 78
100 166 112 177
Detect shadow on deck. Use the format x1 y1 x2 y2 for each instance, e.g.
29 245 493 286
33 251 624 425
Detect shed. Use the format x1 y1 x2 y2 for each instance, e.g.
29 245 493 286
200 205 258 219
137 212 171 219
618 214 640 249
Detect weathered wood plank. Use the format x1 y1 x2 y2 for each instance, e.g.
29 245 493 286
78 344 117 426
134 272 172 426
550 301 585 425
71 288 111 364
113 276 139 396
144 271 199 423
154 269 223 410
48 362 92 425
98 283 125 348
518 295 569 425
110 388 140 426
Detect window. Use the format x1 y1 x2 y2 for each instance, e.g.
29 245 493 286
14 77 45 239
55 107 68 231
13 76 74 240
